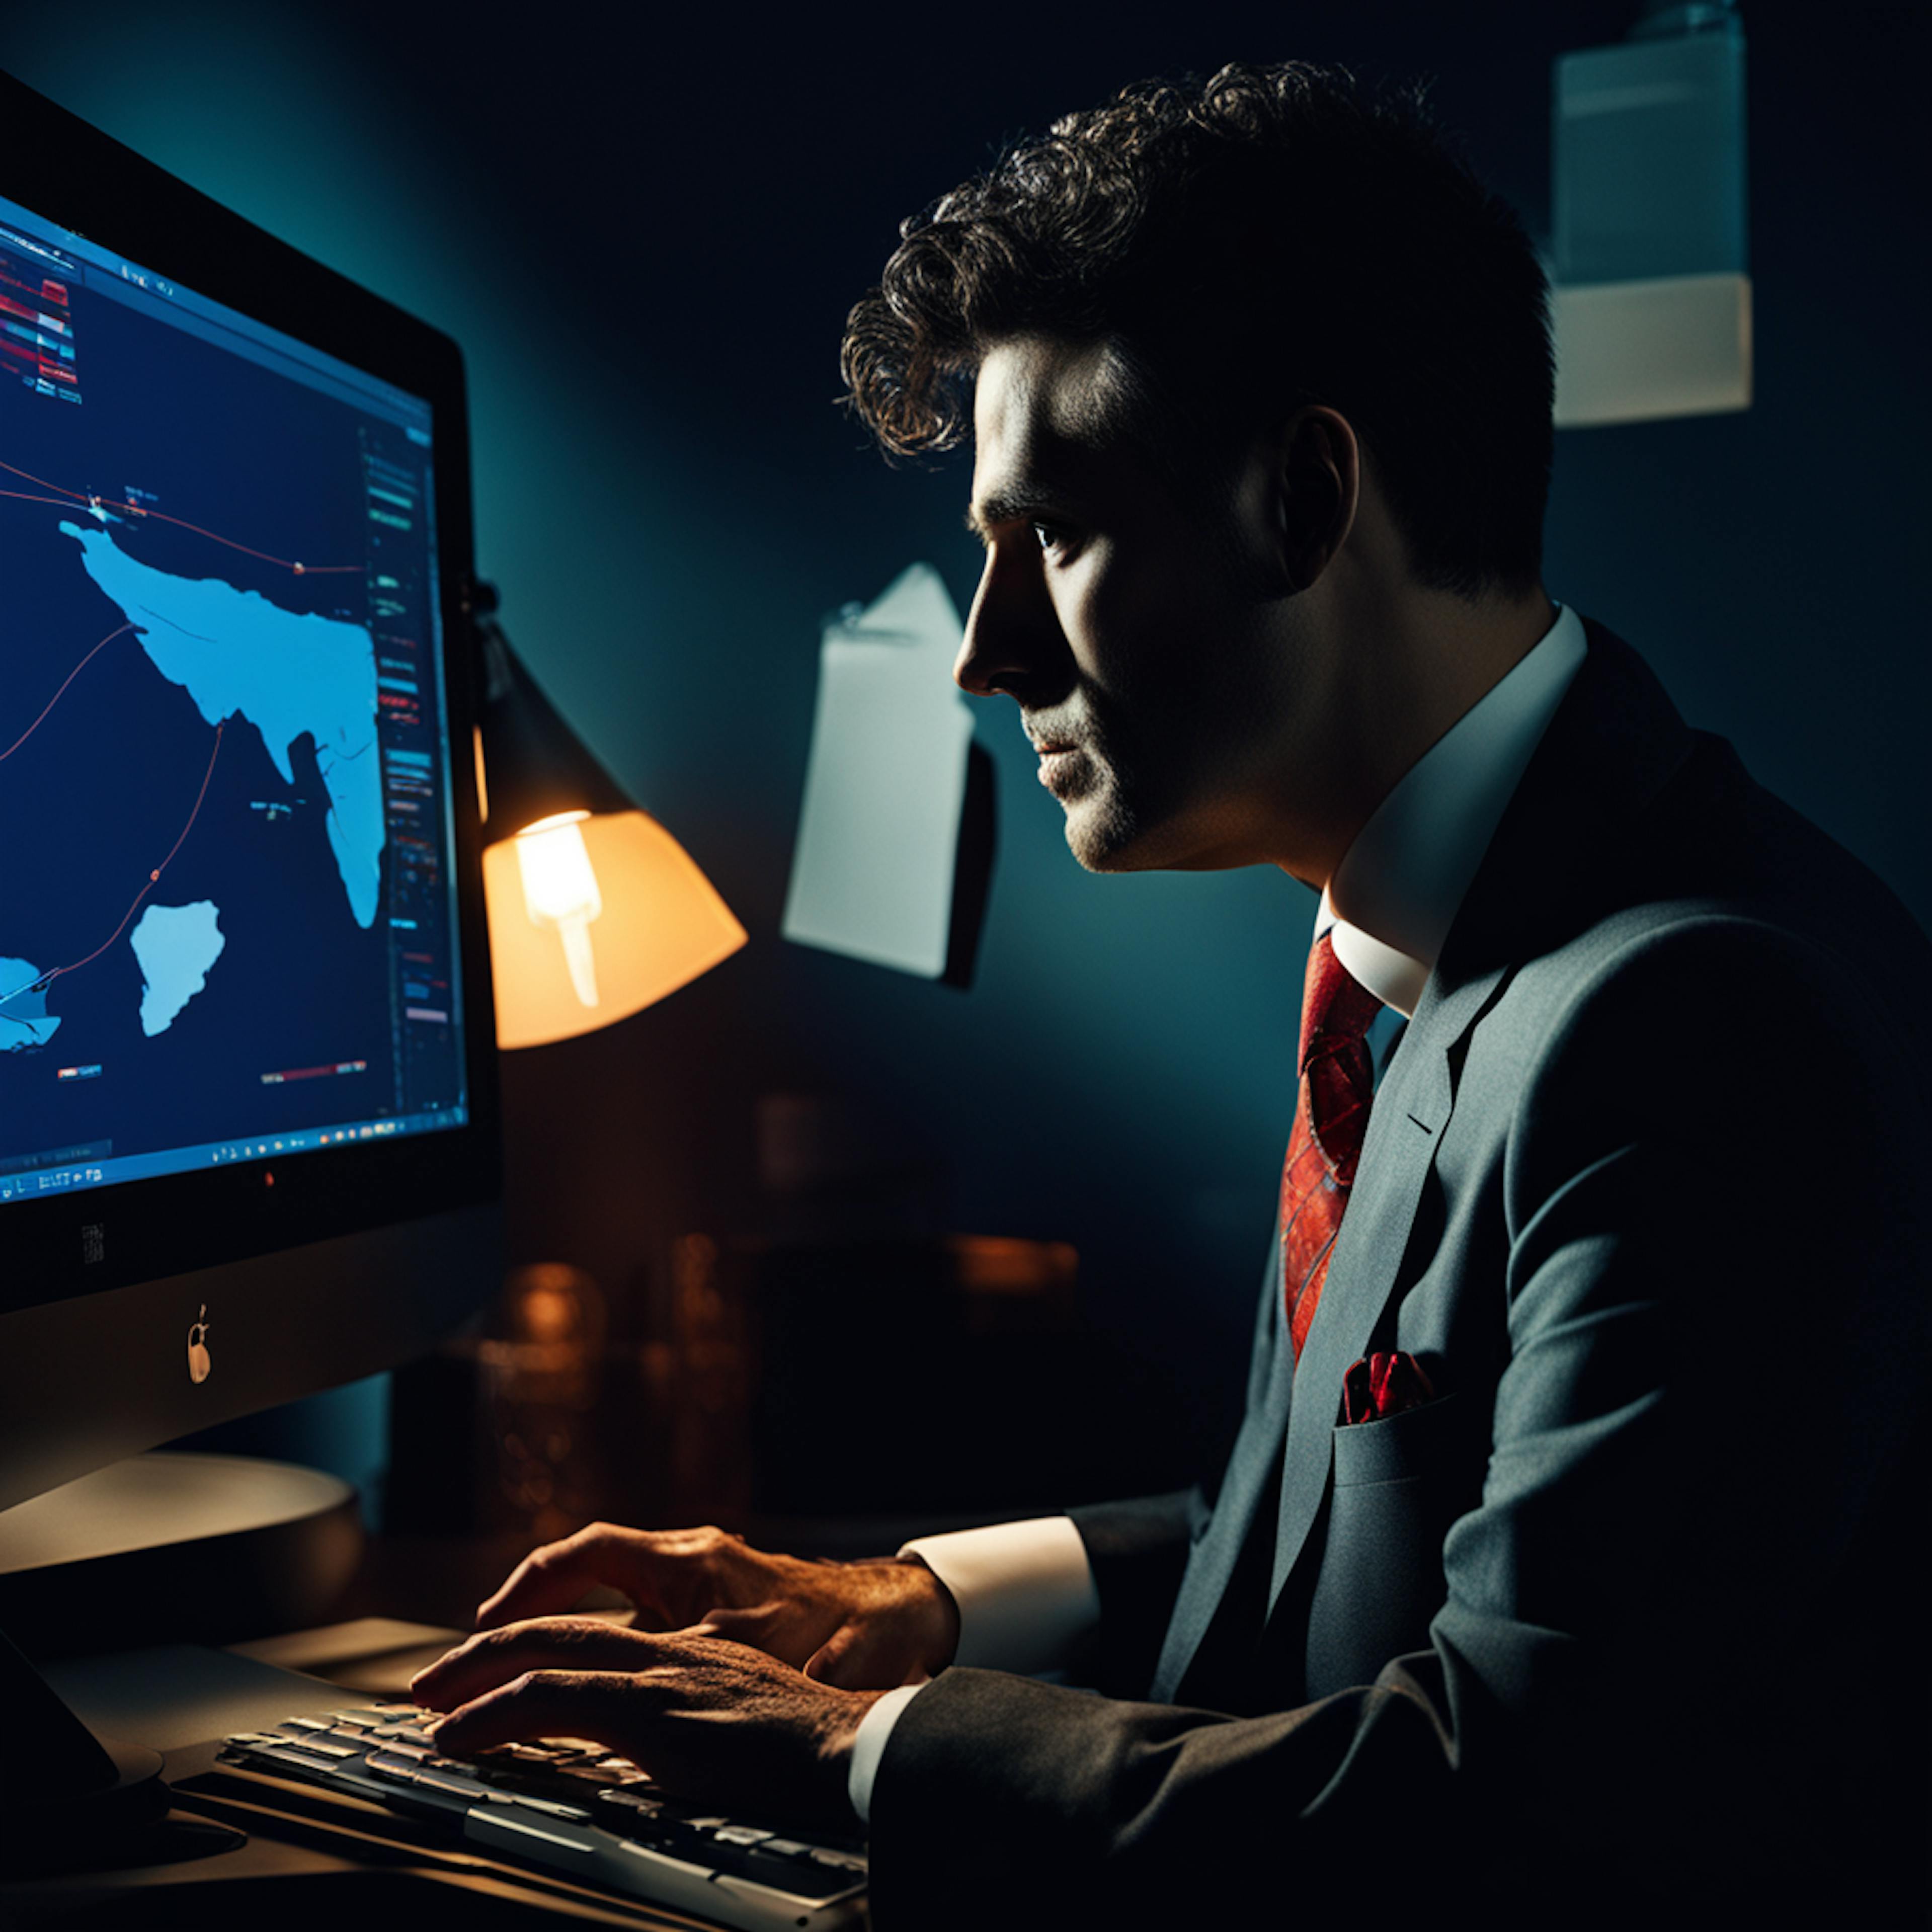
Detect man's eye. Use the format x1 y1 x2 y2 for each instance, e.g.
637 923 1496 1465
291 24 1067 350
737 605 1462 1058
1031 521 1066 555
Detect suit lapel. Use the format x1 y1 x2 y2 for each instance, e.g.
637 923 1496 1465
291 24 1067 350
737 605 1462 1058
1264 619 1697 1615
1266 960 1503 1608
1151 1008 1418 1704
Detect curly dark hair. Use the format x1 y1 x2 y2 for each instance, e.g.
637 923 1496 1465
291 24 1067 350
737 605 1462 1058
840 60 1554 603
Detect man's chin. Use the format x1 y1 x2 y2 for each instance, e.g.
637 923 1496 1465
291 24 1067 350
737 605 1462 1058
1063 797 1161 874
1062 793 1255 873
1067 834 1129 874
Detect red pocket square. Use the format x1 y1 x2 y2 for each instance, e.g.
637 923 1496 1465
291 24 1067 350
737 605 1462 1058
1341 1350 1435 1425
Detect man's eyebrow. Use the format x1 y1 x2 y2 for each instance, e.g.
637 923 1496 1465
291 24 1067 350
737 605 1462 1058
963 481 1071 545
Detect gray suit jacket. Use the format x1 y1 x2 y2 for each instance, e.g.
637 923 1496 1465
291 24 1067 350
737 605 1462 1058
868 621 1932 1927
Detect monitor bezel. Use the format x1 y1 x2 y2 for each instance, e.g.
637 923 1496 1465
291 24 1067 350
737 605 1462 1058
0 69 502 1318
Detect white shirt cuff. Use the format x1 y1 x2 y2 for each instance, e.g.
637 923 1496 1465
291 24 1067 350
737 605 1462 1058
849 1520 1101 1824
847 1682 924 1824
899 1515 1100 1673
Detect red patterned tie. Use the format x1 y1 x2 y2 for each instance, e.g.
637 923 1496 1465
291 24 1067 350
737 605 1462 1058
1280 930 1383 1361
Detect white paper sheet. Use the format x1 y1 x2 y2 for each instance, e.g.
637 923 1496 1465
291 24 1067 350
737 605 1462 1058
781 563 975 979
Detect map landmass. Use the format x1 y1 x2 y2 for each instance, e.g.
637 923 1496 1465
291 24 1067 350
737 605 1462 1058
130 901 226 1037
61 520 385 928
0 957 61 1051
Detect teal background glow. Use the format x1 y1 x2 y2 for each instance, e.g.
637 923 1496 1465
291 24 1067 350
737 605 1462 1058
7 1 1924 1518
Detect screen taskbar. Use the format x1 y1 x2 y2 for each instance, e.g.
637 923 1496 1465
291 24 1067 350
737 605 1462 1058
0 1104 469 1204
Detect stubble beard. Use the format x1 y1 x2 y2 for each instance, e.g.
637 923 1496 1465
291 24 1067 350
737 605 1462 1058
1045 675 1224 873
1058 736 1176 873
1064 776 1139 872
1058 694 1274 874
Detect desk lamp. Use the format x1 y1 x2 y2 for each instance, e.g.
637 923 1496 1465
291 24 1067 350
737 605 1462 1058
472 583 747 1047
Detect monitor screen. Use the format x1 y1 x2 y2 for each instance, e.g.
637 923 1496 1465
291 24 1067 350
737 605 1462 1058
0 73 502 1517
0 193 468 1204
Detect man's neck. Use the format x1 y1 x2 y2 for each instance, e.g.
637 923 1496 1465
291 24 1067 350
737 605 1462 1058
1287 581 1559 898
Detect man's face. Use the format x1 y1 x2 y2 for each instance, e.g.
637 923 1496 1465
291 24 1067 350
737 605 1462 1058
956 336 1313 875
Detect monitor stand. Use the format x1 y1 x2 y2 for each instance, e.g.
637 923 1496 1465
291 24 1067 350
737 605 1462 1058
0 1452 360 1878
0 1451 361 1658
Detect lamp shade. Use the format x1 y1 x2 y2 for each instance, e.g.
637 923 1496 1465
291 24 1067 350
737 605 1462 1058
472 592 746 1049
484 810 746 1049
474 604 634 836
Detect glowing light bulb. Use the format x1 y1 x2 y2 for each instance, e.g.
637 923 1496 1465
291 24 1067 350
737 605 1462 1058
515 812 602 1008
482 809 747 1048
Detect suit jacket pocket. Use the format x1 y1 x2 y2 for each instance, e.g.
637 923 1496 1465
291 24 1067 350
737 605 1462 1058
1330 1390 1465 1485
1305 1394 1480 1695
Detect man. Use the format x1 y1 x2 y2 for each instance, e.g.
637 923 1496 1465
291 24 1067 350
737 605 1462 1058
413 62 1930 1925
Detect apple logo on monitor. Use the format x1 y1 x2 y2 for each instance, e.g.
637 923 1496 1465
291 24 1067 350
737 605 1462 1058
187 1305 213 1384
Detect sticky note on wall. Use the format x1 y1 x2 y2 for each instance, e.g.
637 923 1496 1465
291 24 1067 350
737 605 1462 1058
1551 20 1751 427
782 564 983 981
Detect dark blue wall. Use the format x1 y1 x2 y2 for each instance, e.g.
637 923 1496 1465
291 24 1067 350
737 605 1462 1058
13 2 1925 1512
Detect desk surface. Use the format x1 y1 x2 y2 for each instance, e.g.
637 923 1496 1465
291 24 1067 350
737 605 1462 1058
0 1523 939 1927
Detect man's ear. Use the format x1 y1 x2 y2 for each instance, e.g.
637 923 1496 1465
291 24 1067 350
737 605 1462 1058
1273 405 1359 594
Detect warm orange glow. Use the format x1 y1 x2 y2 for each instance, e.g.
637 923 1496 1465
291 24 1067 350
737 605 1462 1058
947 1235 1079 1295
483 809 746 1049
472 723 490 826
514 814 602 1008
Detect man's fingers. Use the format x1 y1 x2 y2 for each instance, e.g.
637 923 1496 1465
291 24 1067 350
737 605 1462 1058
412 1616 660 1710
421 1641 872 1831
802 1624 899 1689
693 1604 757 1640
694 1602 809 1661
473 1522 737 1632
801 1628 845 1685
430 1668 641 1759
474 1525 633 1630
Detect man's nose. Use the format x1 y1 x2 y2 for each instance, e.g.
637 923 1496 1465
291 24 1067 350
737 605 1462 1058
953 551 1057 700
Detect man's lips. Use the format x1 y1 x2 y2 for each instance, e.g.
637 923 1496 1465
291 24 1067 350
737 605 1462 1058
1030 737 1086 795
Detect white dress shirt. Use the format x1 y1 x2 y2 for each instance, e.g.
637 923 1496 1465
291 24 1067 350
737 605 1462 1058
848 601 1590 1821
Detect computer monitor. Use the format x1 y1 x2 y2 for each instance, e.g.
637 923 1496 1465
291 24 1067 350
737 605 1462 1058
0 69 503 1525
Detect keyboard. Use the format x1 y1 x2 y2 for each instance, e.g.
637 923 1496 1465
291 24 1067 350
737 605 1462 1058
215 1702 867 1930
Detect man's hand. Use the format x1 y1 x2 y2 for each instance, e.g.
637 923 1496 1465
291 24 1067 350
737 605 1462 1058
411 1617 881 1830
459 1521 960 1689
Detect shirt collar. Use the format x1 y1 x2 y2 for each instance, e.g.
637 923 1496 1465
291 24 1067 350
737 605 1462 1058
1313 602 1588 1017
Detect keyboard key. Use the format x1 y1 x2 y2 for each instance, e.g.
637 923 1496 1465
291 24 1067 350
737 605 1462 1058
272 1734 356 1758
256 1742 366 1777
809 1848 868 1874
713 1825 774 1847
414 1768 494 1800
504 1793 592 1821
595 1789 661 1814
624 1816 709 1858
728 1846 869 1904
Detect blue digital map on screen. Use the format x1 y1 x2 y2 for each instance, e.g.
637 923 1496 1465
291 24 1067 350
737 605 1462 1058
0 210 462 1194
60 517 386 930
